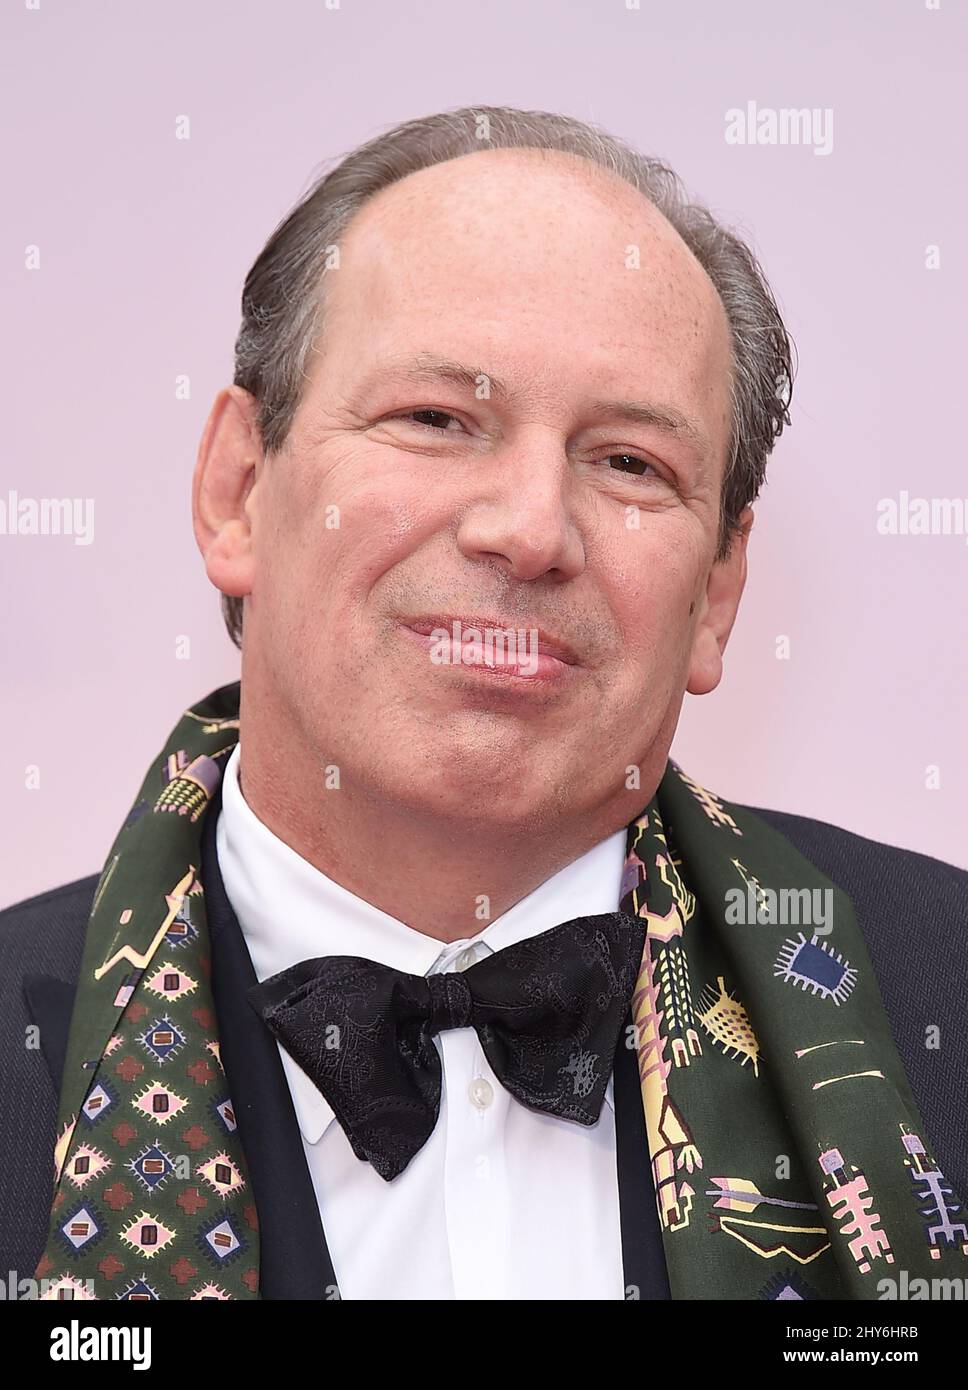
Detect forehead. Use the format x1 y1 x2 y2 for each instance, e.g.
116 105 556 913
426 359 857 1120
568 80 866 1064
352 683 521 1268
313 147 733 453
332 146 726 330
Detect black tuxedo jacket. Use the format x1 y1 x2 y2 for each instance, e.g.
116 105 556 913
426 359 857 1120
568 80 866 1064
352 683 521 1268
2 790 967 1298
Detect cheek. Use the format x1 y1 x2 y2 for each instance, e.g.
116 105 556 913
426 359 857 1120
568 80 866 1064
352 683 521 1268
595 526 708 720
605 519 707 647
258 448 445 618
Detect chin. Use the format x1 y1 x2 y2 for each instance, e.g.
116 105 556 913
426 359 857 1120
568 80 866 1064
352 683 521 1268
385 755 561 823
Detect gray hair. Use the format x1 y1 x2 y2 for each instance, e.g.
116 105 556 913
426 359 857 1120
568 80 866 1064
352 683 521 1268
225 104 795 648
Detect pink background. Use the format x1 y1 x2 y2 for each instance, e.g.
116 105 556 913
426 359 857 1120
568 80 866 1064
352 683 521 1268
3 0 966 909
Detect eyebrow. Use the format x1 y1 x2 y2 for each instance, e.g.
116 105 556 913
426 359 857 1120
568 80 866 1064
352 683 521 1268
374 355 713 462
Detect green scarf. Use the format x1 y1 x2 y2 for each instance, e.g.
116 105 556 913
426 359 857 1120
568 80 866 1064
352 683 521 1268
36 682 967 1299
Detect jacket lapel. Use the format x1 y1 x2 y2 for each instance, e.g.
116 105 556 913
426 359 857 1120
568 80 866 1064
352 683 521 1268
613 1012 671 1299
24 974 77 1098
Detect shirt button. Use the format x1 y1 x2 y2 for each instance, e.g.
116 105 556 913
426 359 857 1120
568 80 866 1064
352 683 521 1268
455 947 479 972
468 1077 493 1110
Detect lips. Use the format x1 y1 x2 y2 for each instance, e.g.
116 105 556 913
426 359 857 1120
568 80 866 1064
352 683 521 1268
400 614 580 666
395 614 580 685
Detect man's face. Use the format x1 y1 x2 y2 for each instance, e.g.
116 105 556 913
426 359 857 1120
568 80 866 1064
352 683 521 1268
214 149 742 827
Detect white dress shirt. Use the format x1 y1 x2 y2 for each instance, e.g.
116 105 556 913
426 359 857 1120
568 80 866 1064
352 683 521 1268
216 743 631 1300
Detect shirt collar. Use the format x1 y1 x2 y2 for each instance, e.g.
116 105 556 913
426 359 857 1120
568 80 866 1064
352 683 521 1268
216 743 629 1144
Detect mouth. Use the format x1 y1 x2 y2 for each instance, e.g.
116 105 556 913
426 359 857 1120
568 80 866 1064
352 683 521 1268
397 613 580 683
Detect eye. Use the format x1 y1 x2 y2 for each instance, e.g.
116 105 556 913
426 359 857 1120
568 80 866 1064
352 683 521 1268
394 409 464 432
604 452 661 480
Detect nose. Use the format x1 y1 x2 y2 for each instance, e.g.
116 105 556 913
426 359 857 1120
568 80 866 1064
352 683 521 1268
455 433 586 582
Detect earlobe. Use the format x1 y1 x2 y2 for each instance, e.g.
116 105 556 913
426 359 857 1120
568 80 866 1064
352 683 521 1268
685 623 725 697
685 507 754 697
192 387 262 601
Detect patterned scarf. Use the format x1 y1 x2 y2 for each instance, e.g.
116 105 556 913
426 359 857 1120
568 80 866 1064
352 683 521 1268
36 682 967 1300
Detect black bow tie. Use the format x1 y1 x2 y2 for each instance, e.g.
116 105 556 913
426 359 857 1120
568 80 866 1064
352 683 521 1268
247 913 646 1181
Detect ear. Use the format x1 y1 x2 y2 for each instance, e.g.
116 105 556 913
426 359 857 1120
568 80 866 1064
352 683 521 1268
192 386 263 603
686 507 754 696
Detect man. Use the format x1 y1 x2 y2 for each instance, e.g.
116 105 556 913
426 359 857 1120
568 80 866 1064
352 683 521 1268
2 105 966 1302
